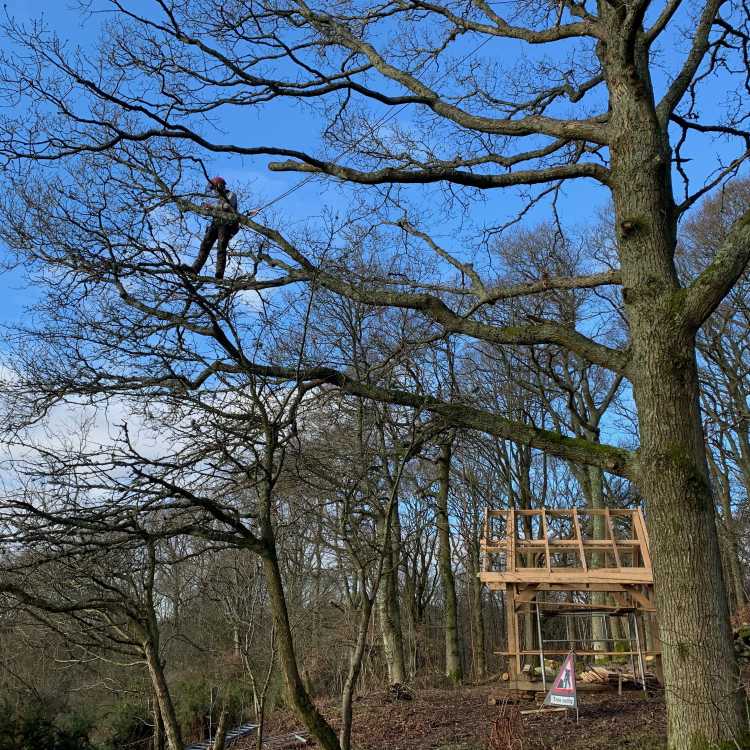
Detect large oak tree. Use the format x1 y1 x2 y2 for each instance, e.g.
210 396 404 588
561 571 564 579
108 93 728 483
2 1 750 747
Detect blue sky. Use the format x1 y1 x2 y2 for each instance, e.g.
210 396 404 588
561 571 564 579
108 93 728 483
0 0 746 468
0 0 745 331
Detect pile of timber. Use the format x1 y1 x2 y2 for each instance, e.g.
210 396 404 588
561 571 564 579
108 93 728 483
579 666 659 690
489 665 660 705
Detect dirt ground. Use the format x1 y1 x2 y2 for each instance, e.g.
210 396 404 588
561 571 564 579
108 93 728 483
252 685 666 750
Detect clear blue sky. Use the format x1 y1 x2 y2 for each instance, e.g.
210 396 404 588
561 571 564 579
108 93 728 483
0 0 743 331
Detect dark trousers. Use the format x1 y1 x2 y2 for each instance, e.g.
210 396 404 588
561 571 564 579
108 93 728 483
193 221 240 278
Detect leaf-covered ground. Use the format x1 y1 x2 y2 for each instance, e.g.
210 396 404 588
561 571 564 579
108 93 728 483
251 686 666 750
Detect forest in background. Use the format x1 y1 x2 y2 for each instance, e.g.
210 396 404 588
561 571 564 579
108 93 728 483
0 1 749 749
0 184 747 749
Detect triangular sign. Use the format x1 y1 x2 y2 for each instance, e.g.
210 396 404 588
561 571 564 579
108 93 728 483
543 651 577 708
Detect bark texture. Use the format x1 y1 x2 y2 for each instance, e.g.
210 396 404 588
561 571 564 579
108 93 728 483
377 507 407 685
436 441 463 684
143 639 183 750
467 539 487 679
601 22 746 744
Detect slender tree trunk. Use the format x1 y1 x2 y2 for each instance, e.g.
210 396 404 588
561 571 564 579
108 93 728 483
390 502 407 673
604 35 745 743
708 451 747 612
261 548 341 750
153 692 165 750
377 507 406 685
566 593 576 651
340 581 374 750
211 710 229 750
246 628 276 750
468 547 486 680
143 640 183 750
436 441 462 684
610 611 625 650
233 626 241 659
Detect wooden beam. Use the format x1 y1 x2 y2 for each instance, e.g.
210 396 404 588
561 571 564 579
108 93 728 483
499 650 661 657
633 509 653 574
512 509 638 517
508 540 642 550
605 507 622 569
541 508 551 574
572 508 588 572
486 582 637 592
505 583 520 680
610 591 630 609
529 583 632 592
537 601 635 613
514 586 540 609
482 507 489 573
479 568 653 585
624 586 656 611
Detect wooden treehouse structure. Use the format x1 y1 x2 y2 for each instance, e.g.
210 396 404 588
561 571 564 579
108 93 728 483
480 507 662 689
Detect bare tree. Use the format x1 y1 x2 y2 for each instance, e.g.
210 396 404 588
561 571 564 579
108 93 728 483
0 524 185 750
2 1 750 745
682 181 750 613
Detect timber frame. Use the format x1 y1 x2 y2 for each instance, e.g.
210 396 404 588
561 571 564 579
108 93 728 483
480 507 662 686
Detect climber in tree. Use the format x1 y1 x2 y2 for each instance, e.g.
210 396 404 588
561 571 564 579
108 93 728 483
192 176 240 278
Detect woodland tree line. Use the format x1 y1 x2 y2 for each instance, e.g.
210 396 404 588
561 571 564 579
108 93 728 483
0 2 749 750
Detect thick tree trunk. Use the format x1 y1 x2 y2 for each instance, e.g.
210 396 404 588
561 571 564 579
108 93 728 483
261 549 341 750
600 26 746 745
436 441 463 684
633 360 744 747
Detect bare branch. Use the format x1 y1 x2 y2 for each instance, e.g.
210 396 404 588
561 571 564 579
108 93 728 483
680 208 750 330
267 158 610 187
656 0 727 122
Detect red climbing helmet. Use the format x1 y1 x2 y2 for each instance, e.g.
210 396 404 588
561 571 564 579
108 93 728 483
209 176 227 189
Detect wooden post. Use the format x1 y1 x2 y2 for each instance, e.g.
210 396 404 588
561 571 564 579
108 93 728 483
572 508 588 571
505 583 519 681
605 507 622 569
541 509 551 574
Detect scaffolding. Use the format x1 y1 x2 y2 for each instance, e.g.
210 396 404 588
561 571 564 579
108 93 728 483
479 507 662 688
